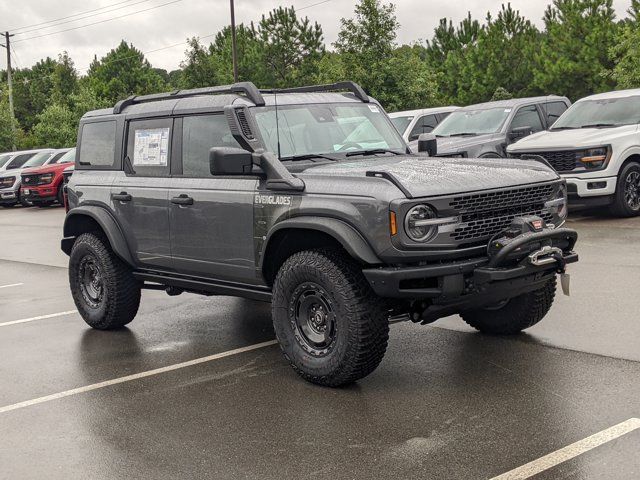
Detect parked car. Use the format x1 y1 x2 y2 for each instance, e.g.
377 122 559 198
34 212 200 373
20 148 75 207
508 89 640 217
389 106 458 142
0 149 55 207
62 164 75 210
62 81 577 387
413 96 571 158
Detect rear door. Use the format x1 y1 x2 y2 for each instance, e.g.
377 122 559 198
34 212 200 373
169 113 258 284
111 118 174 269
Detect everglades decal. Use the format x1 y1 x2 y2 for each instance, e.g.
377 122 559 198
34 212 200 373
254 194 292 206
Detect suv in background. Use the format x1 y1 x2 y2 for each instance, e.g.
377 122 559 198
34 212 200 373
508 89 640 217
0 149 55 207
21 148 75 207
415 96 571 158
62 82 578 387
389 106 458 143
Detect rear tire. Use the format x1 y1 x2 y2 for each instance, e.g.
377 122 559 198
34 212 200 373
271 249 389 387
461 278 556 334
610 161 640 217
69 232 141 330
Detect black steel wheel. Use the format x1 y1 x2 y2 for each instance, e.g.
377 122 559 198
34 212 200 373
272 249 389 387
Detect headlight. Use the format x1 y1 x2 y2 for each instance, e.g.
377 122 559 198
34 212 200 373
578 146 610 169
405 205 438 242
0 176 15 188
39 173 54 185
545 183 568 221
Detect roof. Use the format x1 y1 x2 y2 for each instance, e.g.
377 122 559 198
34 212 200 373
5 148 53 157
459 95 568 111
389 106 459 117
577 88 640 102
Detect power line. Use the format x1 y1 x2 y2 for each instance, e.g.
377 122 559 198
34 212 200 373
14 0 156 36
298 0 334 11
5 0 135 33
14 0 186 44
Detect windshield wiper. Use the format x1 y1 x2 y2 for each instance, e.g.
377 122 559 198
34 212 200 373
549 126 578 131
280 153 339 162
446 132 477 137
579 123 618 129
345 148 403 157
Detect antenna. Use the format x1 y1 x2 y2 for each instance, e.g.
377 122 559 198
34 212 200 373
274 89 282 160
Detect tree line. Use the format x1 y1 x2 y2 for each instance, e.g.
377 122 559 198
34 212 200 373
2 0 640 151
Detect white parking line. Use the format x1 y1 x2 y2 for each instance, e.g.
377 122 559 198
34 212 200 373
0 310 77 327
0 283 24 289
491 418 640 480
0 340 278 414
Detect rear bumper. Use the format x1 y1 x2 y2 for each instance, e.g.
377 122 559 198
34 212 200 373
363 227 578 313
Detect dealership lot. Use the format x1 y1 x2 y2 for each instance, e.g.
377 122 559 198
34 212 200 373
0 207 639 479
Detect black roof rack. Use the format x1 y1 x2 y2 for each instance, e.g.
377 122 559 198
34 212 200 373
261 81 370 103
113 81 266 114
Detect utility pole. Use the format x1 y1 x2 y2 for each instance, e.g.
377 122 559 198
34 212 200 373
230 0 239 82
1 31 16 150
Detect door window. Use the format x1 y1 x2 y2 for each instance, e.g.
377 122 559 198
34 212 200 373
126 119 172 177
78 121 117 168
181 114 241 177
542 101 568 127
511 106 544 133
408 114 439 141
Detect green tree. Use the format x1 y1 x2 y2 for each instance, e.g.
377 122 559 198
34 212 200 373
608 0 640 88
180 37 223 88
534 0 617 100
87 41 167 104
0 86 19 151
31 103 77 148
51 52 79 107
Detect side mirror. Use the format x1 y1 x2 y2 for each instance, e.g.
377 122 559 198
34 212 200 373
209 147 254 175
509 126 533 142
417 133 438 156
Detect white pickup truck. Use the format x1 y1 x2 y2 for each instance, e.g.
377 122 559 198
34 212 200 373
507 89 640 217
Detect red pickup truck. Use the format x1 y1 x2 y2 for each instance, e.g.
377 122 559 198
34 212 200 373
21 148 75 207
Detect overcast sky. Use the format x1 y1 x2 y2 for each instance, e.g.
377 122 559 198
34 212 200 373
1 0 633 74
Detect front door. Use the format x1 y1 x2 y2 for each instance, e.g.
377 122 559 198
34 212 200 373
111 117 174 269
169 113 258 283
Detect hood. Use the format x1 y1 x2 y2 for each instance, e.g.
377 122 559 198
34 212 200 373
508 125 638 152
21 162 71 176
435 133 500 154
298 155 558 198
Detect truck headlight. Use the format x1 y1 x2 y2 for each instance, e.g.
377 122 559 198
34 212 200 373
578 146 610 169
405 205 437 242
39 173 54 185
0 176 15 188
545 184 568 221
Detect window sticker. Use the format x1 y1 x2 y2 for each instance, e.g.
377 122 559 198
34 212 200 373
368 104 380 113
134 128 170 166
504 108 512 113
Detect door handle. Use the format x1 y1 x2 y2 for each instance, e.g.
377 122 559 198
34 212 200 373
112 192 132 202
171 194 194 206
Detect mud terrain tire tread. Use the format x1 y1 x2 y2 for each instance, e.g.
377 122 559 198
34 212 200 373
69 232 140 330
272 248 389 387
461 278 556 335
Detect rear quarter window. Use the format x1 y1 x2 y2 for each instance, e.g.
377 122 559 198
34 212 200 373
78 121 117 169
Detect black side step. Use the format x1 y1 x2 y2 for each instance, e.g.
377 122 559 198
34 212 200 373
133 271 272 302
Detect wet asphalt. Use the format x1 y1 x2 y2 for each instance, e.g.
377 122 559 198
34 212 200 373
0 206 638 480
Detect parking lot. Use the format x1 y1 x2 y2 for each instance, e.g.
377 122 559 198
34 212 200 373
0 206 638 480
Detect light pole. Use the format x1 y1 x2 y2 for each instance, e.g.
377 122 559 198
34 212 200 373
230 0 239 82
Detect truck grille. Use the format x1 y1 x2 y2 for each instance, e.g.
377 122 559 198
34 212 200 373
449 184 556 244
21 174 40 185
512 151 577 172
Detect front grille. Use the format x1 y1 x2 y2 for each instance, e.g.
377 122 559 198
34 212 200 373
449 184 556 245
21 174 40 185
513 151 578 172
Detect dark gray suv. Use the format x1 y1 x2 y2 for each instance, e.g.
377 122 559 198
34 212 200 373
62 82 578 387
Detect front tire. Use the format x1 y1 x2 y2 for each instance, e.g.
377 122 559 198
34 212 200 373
461 278 556 334
271 249 389 387
610 161 640 217
69 233 141 330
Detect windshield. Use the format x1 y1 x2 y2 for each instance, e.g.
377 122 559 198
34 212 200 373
433 107 511 136
253 103 406 159
52 149 76 164
390 116 414 135
22 151 52 168
551 96 640 130
0 154 11 168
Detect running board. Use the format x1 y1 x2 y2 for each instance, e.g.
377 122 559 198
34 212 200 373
133 271 272 302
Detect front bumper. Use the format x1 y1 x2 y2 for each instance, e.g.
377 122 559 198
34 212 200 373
0 189 18 204
564 175 616 198
363 227 578 319
21 186 57 203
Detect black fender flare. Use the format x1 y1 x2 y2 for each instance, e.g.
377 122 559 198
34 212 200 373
260 216 382 269
61 206 135 266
